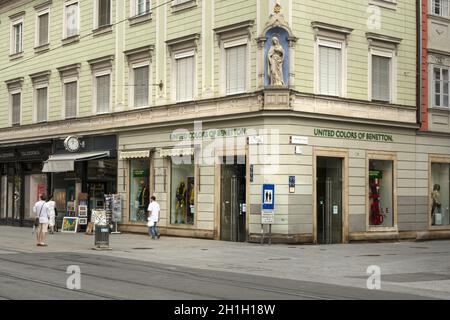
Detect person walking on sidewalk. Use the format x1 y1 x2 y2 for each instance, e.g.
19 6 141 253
147 196 160 240
33 195 50 246
47 194 57 234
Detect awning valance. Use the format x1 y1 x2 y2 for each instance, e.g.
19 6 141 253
42 151 111 173
119 150 151 160
160 147 195 158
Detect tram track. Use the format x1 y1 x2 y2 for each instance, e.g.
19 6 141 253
0 252 356 300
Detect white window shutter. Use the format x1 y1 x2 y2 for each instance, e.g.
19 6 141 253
65 82 77 118
39 13 49 46
319 46 341 96
37 88 47 122
12 93 21 125
176 56 194 102
226 45 247 95
96 75 110 113
134 66 149 107
372 55 390 102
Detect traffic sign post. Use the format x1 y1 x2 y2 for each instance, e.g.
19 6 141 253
261 184 275 245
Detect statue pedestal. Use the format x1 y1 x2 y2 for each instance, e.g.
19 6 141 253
263 87 291 110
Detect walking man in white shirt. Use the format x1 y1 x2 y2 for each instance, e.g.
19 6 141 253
147 196 160 240
33 195 50 246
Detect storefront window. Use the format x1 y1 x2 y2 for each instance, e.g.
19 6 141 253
431 163 450 226
129 159 150 222
369 160 394 228
171 158 195 225
24 174 48 220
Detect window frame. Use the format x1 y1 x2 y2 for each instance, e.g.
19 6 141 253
172 49 196 103
431 65 450 109
10 16 24 56
93 70 112 115
366 152 398 233
221 37 249 96
62 76 79 119
129 61 151 109
368 47 396 103
9 89 22 127
35 6 50 48
63 0 80 39
431 0 450 17
34 83 49 124
131 0 151 17
315 37 347 98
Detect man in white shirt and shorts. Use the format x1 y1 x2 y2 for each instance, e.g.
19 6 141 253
33 195 50 246
147 196 160 240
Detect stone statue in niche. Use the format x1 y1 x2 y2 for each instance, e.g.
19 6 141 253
267 36 285 86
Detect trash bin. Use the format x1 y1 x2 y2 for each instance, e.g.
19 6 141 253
94 224 110 248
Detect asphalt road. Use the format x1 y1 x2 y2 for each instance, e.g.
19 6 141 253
0 250 432 300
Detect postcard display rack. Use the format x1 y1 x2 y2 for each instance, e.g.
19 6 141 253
105 194 122 234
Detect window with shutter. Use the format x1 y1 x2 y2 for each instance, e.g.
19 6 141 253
135 0 151 16
176 55 195 102
11 93 21 126
432 0 450 17
134 66 149 107
226 45 247 95
372 55 391 102
66 3 79 38
38 13 49 46
65 82 77 119
96 75 110 114
13 23 23 54
37 88 48 123
319 45 342 97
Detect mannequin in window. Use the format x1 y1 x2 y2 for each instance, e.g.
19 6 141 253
187 180 195 224
175 180 186 224
431 184 441 225
137 180 149 221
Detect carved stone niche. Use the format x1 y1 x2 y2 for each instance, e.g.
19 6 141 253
256 4 297 90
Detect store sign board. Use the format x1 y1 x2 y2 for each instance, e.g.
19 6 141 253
290 136 309 145
119 150 150 160
133 169 149 177
314 129 394 142
170 128 247 141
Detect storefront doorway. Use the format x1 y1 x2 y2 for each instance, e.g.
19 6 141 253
220 157 246 242
316 156 343 244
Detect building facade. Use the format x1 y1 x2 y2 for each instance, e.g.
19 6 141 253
0 0 448 242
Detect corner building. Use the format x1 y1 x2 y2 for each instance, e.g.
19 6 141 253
0 0 448 243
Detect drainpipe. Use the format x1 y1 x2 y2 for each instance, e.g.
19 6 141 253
417 0 423 129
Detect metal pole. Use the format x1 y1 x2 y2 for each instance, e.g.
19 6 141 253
261 224 264 245
269 224 272 245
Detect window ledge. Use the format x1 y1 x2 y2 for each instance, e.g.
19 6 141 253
62 35 80 46
428 14 450 23
93 25 113 37
428 106 450 113
171 0 197 13
34 43 49 53
128 12 152 26
9 52 23 60
369 0 397 10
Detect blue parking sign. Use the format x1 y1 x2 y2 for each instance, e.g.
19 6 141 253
262 184 275 210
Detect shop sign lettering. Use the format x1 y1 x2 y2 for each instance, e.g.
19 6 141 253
170 128 247 141
314 129 394 143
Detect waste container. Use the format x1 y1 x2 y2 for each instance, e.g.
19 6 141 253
94 224 110 248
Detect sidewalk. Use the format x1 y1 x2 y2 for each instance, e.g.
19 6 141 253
1 226 449 299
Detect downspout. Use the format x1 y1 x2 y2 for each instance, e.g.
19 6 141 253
417 0 423 129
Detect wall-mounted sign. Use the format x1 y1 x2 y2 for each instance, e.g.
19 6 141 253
295 146 303 154
250 164 254 182
289 176 295 193
170 128 247 141
261 211 274 225
314 129 394 142
290 136 309 145
262 184 275 210
133 169 149 177
248 136 264 145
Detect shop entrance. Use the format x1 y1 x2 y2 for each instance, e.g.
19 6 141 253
220 157 246 242
316 157 343 244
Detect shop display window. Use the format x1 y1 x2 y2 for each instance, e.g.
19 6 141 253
431 163 450 226
170 159 195 225
24 174 48 219
129 159 150 222
369 160 394 228
0 175 6 219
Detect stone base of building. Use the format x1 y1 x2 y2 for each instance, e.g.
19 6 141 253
119 224 214 239
248 233 314 244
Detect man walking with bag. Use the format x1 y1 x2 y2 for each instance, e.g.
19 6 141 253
147 196 160 240
33 195 50 246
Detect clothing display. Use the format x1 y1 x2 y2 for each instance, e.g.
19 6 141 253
369 176 384 226
175 181 186 223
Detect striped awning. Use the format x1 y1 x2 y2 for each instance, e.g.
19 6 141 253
160 147 195 158
119 150 151 160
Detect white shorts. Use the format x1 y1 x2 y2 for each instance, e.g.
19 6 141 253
37 223 48 234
